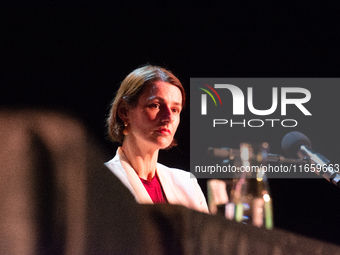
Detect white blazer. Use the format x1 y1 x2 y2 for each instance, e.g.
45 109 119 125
105 148 209 213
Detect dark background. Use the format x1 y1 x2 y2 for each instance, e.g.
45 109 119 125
3 1 340 246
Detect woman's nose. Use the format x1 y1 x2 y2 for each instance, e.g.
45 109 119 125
161 106 174 123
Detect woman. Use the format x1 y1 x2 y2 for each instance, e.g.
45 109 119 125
105 65 209 213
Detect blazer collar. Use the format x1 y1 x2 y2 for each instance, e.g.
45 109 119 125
156 164 180 205
117 147 153 204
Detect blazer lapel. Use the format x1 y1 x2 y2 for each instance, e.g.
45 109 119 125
117 148 153 204
156 164 180 205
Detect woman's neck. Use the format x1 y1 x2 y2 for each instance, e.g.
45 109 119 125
121 139 159 181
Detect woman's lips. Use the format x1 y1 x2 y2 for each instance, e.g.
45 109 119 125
155 128 171 135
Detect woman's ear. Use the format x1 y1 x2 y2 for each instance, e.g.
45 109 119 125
117 99 129 123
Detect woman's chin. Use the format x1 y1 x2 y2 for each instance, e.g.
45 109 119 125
156 138 172 149
158 143 171 150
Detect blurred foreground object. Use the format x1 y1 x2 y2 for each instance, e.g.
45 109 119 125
0 108 141 254
0 109 339 254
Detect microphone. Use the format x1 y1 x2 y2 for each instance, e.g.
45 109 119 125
282 131 340 187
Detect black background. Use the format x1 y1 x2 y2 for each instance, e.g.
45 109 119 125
3 1 340 246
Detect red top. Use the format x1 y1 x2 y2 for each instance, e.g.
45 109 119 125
139 175 167 203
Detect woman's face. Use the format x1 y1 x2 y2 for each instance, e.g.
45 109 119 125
126 81 182 150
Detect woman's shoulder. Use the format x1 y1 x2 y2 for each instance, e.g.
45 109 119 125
105 153 120 164
104 154 120 169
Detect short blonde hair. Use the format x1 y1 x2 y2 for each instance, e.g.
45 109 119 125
107 65 185 145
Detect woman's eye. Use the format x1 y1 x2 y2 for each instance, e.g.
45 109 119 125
150 104 160 109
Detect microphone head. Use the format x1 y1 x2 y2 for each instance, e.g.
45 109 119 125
281 131 312 158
